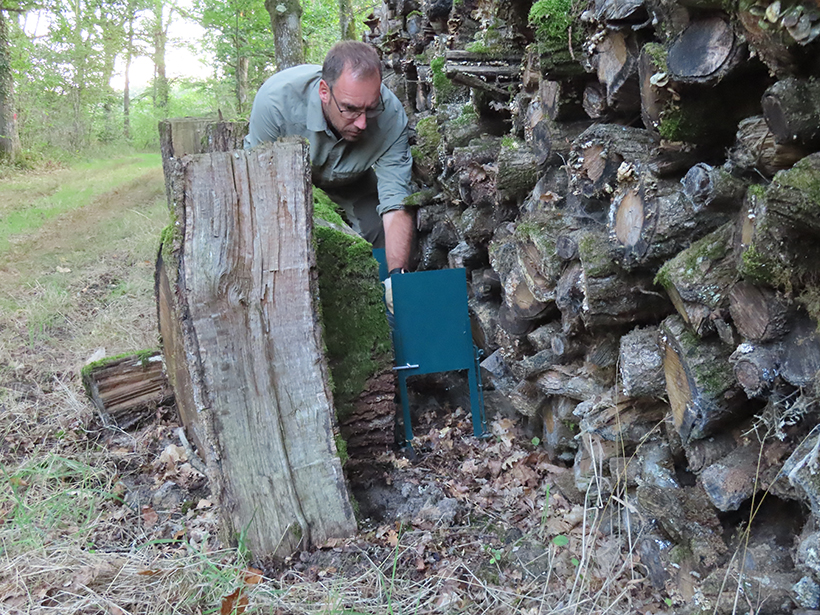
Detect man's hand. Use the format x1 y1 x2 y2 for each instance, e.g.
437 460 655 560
383 277 394 314
382 209 414 272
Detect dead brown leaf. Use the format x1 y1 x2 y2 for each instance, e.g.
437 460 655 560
220 587 248 615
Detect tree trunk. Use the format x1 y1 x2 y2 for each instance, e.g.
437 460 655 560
0 8 21 161
265 0 304 71
157 138 357 558
153 1 170 113
339 0 356 40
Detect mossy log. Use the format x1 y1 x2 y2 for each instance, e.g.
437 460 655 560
608 168 735 271
762 78 820 146
735 159 820 290
727 116 810 177
619 325 666 399
655 223 738 339
577 229 673 329
763 153 820 235
496 140 539 203
681 163 748 211
82 351 173 430
659 315 746 442
490 230 555 320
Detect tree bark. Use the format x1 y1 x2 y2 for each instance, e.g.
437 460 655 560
339 0 356 40
727 116 809 177
265 0 304 71
728 281 791 343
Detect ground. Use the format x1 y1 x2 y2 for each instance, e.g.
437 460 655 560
0 155 665 614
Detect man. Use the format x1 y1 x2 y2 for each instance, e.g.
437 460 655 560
244 40 414 277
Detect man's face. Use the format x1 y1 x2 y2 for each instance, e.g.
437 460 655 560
318 68 382 142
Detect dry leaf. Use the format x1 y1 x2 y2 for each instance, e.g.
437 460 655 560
141 506 159 528
244 568 264 585
220 587 248 615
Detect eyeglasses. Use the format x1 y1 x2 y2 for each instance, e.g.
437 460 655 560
329 86 385 120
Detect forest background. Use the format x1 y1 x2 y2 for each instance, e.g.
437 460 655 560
0 0 372 167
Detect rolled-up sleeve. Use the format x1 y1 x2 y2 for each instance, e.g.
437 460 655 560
373 123 413 215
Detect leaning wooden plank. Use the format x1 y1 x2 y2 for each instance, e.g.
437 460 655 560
161 140 356 558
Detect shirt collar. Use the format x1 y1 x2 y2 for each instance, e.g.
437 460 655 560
306 78 332 136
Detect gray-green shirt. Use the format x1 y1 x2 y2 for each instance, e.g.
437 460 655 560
244 64 412 215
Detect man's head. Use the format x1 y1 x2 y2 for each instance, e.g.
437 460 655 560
318 41 383 142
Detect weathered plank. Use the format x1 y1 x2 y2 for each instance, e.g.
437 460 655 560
160 141 356 558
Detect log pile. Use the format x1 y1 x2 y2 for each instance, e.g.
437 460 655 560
366 0 820 608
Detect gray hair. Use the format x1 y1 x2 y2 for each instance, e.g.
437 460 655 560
322 41 382 86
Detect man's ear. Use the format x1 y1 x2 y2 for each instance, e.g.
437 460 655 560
318 79 330 104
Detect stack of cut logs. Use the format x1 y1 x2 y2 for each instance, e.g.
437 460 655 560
368 0 820 609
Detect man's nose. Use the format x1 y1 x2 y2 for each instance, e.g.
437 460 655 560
354 113 367 130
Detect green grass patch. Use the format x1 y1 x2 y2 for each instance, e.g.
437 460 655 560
0 154 161 257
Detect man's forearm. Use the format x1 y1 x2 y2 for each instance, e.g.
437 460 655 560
382 209 414 271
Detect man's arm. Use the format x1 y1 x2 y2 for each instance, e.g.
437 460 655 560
383 209 414 271
373 122 414 271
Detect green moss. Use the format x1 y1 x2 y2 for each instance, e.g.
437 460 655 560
669 544 691 565
407 9 422 18
773 155 820 206
334 434 349 465
430 56 456 102
747 183 766 198
643 42 668 72
741 243 789 289
529 0 579 52
501 136 520 149
578 232 615 278
314 225 392 422
657 106 686 141
159 210 182 269
80 349 159 381
413 116 442 163
654 262 672 289
313 188 347 227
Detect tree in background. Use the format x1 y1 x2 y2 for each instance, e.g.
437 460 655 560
339 0 355 40
0 2 23 162
192 0 272 116
147 0 172 114
264 0 303 71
